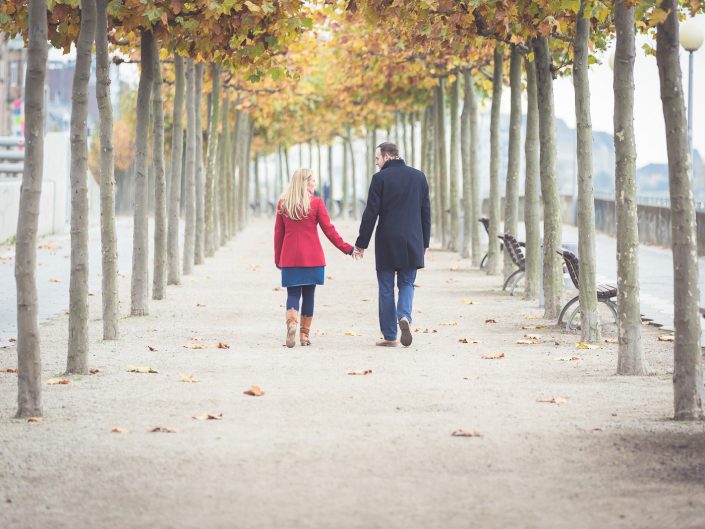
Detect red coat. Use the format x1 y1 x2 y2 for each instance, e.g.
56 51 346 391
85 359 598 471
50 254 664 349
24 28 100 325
274 196 353 268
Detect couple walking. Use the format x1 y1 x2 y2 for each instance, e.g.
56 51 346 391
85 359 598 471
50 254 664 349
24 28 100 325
273 142 431 348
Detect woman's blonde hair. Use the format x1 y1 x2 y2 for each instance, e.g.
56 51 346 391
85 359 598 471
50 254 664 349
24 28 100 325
279 168 314 220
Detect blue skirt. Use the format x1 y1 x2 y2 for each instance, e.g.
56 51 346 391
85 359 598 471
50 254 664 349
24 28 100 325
281 266 325 287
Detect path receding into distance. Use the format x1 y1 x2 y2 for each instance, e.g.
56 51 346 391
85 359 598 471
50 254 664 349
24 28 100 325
1 218 704 529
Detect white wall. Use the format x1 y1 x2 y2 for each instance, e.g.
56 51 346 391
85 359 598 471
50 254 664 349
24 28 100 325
0 131 99 244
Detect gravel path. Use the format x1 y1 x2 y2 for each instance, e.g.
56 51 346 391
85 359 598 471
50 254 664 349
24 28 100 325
1 219 704 529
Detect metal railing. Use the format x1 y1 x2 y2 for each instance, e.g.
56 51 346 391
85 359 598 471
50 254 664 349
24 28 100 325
594 191 705 213
0 136 25 176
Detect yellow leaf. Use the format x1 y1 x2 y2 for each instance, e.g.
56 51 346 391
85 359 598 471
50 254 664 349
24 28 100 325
658 334 675 342
126 366 158 373
244 0 261 12
180 375 200 383
46 377 70 385
576 342 600 350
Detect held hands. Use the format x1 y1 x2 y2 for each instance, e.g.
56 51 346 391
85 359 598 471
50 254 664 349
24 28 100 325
352 247 365 260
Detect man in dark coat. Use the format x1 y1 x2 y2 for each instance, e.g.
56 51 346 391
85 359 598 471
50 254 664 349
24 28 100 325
354 142 431 347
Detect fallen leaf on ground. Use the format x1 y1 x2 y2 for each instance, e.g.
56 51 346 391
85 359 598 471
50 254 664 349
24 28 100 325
559 356 581 361
111 427 128 433
192 413 223 421
604 338 619 344
576 342 600 349
183 342 207 349
463 376 480 380
326 275 334 280
9 338 16 343
458 338 480 344
146 328 158 332
89 368 102 374
46 377 70 385
450 266 460 271
525 334 542 340
0 368 18 373
361 298 370 302
249 264 261 271
196 303 206 308
537 396 569 404
460 299 477 305
439 321 459 326
180 375 200 383
344 330 361 336
414 328 438 333
485 319 497 324
522 325 546 329
126 366 158 374
446 278 458 283
516 339 540 345
147 345 157 352
525 316 541 320
149 426 177 433
27 417 44 423
48 278 61 283
272 287 283 291
347 369 372 376
481 353 505 359
217 342 230 349
658 335 675 342
314 330 327 336
451 429 482 437
243 385 265 396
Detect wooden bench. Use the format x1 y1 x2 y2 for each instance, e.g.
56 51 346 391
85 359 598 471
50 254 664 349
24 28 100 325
557 249 618 330
498 233 525 296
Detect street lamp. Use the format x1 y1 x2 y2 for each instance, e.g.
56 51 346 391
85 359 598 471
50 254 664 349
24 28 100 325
680 17 705 186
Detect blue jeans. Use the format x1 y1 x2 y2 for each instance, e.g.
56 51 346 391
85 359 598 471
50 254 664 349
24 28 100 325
377 268 417 341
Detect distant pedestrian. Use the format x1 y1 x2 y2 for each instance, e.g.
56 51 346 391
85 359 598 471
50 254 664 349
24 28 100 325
274 168 354 347
353 142 431 347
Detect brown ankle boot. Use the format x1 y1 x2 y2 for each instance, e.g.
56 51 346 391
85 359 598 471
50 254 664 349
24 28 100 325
286 309 298 348
300 315 313 346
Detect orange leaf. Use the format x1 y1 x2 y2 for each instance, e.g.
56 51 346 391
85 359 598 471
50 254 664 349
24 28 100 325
0 367 18 373
481 353 505 360
658 335 674 342
111 427 128 433
49 278 61 283
217 342 230 349
27 417 44 423
46 377 70 385
89 368 102 374
192 413 223 421
458 338 480 344
537 396 568 404
243 385 264 397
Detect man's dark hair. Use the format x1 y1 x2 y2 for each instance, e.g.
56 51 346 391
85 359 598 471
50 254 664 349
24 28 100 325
377 142 399 158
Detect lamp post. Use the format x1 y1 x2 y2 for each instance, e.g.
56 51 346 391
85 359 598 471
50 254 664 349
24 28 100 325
679 17 705 187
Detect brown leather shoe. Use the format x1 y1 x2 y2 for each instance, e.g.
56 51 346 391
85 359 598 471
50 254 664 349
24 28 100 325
300 315 313 346
375 339 399 347
286 309 298 348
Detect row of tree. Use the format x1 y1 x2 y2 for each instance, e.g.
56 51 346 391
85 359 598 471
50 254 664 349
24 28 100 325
3 0 703 421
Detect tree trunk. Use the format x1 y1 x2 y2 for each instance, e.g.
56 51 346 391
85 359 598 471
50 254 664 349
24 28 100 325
130 30 154 316
219 93 230 243
614 2 649 374
230 108 241 234
523 57 541 300
574 2 601 342
468 72 481 267
327 143 334 212
342 137 349 219
533 36 563 319
347 127 358 219
151 49 167 299
435 80 448 247
166 55 184 284
487 44 503 276
655 0 704 417
183 59 196 275
15 0 47 417
205 63 220 257
461 70 472 259
66 0 96 374
504 45 522 277
237 114 249 229
409 112 416 167
317 140 322 197
254 151 260 214
194 62 205 265
449 77 460 252
96 0 118 339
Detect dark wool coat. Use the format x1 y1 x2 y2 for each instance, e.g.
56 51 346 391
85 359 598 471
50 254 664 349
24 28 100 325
355 159 431 271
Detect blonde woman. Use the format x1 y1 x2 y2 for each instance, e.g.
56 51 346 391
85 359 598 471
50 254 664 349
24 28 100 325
274 168 353 347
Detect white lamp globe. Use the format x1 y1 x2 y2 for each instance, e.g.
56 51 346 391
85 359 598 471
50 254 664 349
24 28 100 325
608 49 615 70
680 17 705 52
